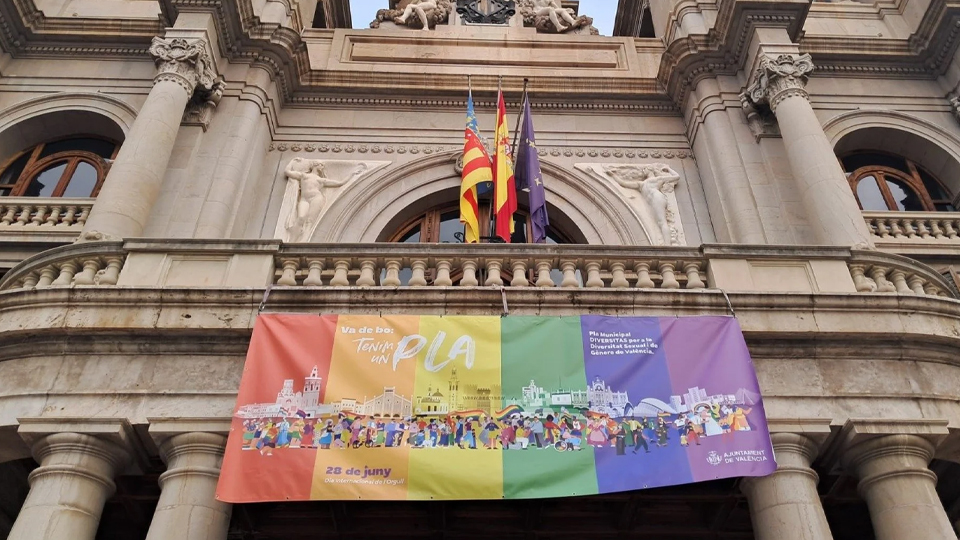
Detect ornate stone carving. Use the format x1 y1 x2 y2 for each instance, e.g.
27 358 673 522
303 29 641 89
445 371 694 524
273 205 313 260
743 54 814 112
149 37 224 102
181 79 226 131
456 0 516 25
518 0 596 34
949 95 960 124
370 0 455 30
739 93 780 141
575 163 687 246
276 158 391 242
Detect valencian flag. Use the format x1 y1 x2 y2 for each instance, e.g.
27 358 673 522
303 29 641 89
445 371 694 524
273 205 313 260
493 87 518 242
459 89 494 244
515 94 549 243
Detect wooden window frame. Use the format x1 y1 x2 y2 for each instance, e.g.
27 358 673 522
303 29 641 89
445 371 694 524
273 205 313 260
0 137 118 198
388 202 571 244
848 165 935 212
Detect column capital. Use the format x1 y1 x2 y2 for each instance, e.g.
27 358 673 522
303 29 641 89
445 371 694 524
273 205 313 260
149 37 225 102
147 417 230 466
17 417 144 472
833 419 949 494
743 53 814 112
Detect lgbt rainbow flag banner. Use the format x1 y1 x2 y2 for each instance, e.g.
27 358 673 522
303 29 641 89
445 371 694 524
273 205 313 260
216 315 775 502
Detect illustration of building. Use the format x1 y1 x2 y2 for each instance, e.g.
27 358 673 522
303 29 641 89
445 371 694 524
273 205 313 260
414 387 448 415
2 0 960 539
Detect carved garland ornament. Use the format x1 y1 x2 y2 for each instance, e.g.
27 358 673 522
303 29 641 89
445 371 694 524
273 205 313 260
742 53 814 113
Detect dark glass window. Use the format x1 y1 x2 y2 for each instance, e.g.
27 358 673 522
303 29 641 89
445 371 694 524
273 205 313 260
0 137 118 198
842 153 953 212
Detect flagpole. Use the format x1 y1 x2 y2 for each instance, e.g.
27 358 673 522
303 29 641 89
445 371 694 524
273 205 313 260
511 78 529 159
491 75 501 242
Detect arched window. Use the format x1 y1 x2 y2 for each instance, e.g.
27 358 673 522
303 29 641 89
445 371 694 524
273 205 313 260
387 204 575 244
842 153 955 212
0 137 118 198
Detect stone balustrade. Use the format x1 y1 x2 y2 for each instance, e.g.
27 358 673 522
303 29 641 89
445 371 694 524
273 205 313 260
1 241 125 290
0 198 92 230
847 250 952 297
864 212 960 243
274 244 708 290
1 241 956 301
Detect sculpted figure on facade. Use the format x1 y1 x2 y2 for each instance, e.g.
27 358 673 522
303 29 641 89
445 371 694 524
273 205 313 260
742 53 814 112
518 0 597 34
371 0 454 29
276 158 391 243
575 163 686 246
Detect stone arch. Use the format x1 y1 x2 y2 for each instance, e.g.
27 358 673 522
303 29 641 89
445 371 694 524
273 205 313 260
823 109 960 200
0 92 135 165
312 151 651 245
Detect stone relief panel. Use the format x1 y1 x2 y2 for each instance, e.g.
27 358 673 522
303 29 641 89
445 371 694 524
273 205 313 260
276 158 391 242
575 163 687 246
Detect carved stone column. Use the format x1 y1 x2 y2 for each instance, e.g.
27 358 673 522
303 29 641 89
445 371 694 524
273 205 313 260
842 430 953 540
145 421 231 540
194 67 269 238
7 421 133 540
81 36 224 241
741 433 834 540
743 54 873 248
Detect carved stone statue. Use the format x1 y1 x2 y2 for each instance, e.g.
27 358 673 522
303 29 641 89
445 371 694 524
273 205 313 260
517 0 596 34
371 0 454 29
575 162 686 246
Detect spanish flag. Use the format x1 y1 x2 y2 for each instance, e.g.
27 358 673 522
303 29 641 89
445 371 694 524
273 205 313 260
460 89 493 244
493 88 518 242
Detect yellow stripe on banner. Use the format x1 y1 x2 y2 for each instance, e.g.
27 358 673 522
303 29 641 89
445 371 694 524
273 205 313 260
407 316 504 500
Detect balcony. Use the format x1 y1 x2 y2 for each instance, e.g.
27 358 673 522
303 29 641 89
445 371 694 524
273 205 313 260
0 239 954 301
0 197 92 267
864 211 960 257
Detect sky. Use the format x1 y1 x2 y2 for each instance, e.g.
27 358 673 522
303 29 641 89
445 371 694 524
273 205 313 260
348 0 619 35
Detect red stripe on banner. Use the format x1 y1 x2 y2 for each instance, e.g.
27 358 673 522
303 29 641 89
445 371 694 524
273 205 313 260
216 314 339 503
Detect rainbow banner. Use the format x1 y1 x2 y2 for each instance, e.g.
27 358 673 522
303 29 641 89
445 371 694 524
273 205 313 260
216 315 775 502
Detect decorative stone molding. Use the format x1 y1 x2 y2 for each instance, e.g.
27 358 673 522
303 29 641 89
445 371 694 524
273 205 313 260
739 93 780 141
574 163 687 246
266 143 692 160
743 54 814 113
276 158 391 242
181 81 226 131
149 37 225 105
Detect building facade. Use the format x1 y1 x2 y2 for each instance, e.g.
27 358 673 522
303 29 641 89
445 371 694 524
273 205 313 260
0 0 959 538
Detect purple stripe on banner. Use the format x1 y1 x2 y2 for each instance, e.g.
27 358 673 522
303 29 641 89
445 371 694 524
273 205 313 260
659 317 776 482
580 315 694 493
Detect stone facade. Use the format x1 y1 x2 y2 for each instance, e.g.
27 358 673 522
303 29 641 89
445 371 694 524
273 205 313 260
1 0 960 538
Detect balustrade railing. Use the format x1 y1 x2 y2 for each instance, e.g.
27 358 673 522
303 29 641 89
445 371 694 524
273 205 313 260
0 241 956 301
864 212 960 242
1 242 125 290
848 250 951 297
0 198 92 230
273 245 708 290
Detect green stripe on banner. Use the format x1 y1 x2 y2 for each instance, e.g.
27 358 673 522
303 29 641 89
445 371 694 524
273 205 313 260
500 316 599 499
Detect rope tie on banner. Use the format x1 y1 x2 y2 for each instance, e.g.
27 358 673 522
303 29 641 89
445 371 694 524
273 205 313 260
258 282 274 314
500 286 509 316
715 288 736 318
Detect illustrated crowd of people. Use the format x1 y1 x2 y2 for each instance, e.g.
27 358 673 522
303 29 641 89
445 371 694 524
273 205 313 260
241 402 754 456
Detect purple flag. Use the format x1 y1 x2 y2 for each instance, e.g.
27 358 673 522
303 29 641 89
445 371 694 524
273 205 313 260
515 95 549 243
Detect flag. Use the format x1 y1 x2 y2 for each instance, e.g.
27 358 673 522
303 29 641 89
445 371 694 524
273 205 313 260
493 88 518 242
515 95 549 243
460 89 494 244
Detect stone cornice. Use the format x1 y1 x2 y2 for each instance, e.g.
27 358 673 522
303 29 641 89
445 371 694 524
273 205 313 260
657 0 810 109
0 0 161 59
800 0 960 78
